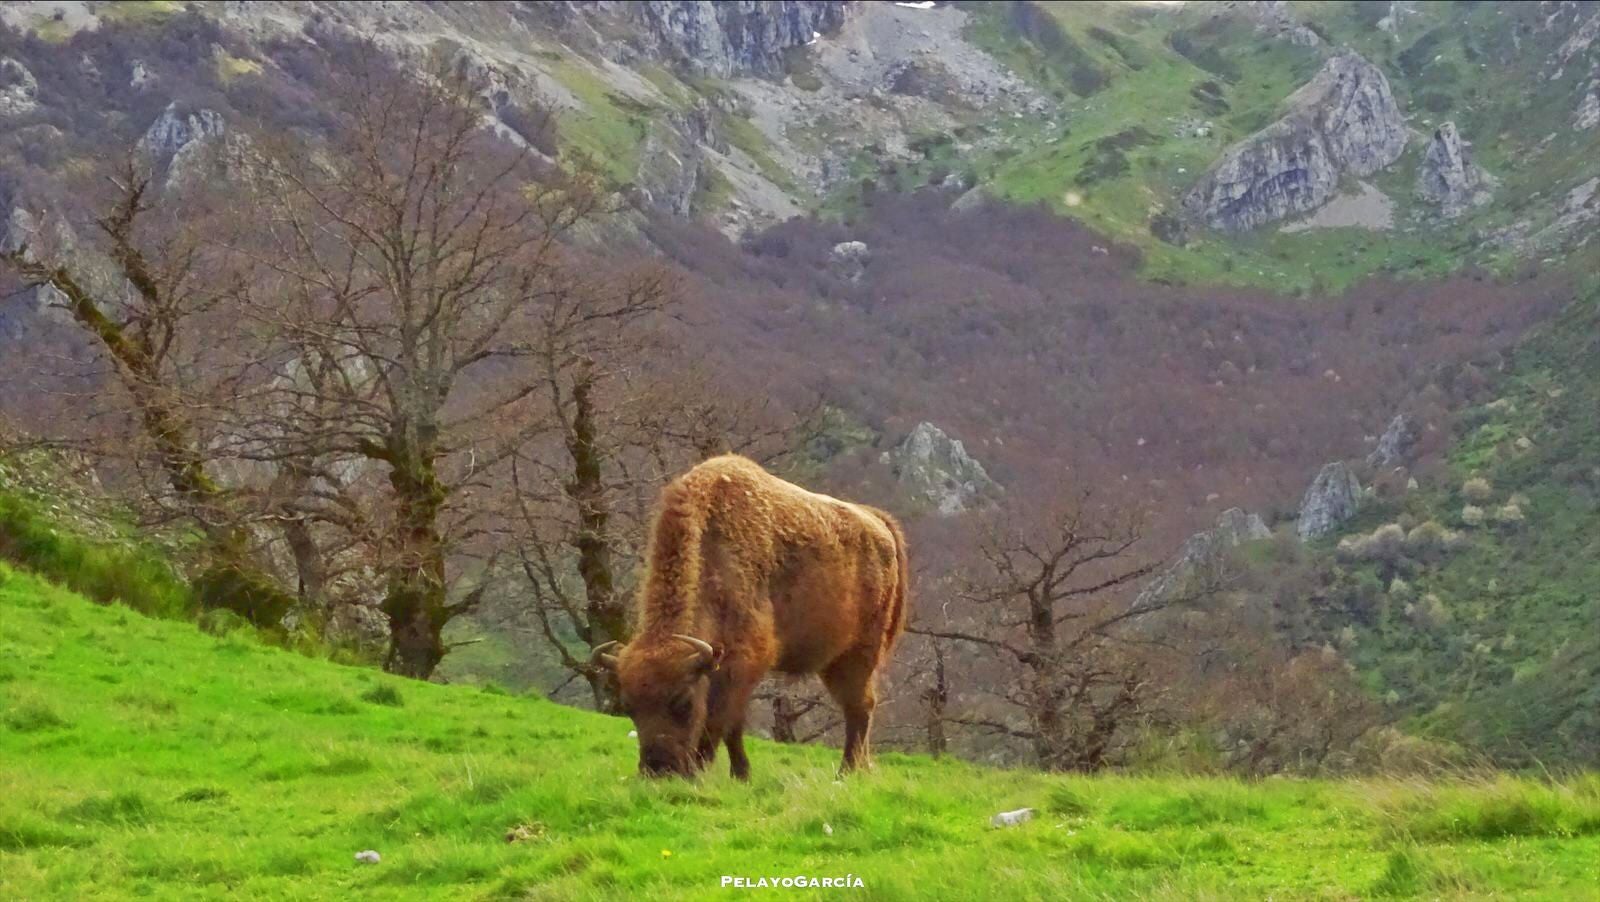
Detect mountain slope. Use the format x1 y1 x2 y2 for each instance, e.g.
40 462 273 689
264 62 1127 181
935 1 1600 291
1268 286 1600 768
3 0 1600 775
5 1 1600 294
4 565 1600 898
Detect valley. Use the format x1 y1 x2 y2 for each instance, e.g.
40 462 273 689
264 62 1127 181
2 0 1599 870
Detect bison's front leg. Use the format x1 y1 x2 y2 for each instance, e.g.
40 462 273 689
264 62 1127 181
693 733 719 773
701 665 760 780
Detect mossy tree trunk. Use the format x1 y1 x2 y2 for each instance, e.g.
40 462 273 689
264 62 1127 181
564 369 628 710
379 435 451 679
2 190 297 624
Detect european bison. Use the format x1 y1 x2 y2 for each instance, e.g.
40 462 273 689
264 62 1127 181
594 454 909 779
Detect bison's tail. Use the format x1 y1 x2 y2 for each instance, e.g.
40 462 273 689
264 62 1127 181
871 508 911 656
638 479 706 635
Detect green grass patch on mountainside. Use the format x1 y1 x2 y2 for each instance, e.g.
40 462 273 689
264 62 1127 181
547 58 653 184
98 1 184 27
959 1 1471 294
0 461 375 668
860 1 1597 294
1282 288 1600 768
4 565 1600 899
1388 294 1600 765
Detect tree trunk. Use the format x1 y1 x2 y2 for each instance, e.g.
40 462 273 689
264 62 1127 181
1025 587 1069 770
1031 676 1069 771
282 515 326 606
385 593 445 678
17 259 295 622
381 441 449 679
772 692 802 743
273 461 327 609
924 646 948 758
565 370 626 711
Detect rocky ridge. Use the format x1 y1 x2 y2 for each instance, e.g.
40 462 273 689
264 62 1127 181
882 422 1000 516
1415 122 1493 218
1228 1 1323 48
1182 53 1407 232
623 1 850 78
1297 461 1362 541
1135 507 1271 609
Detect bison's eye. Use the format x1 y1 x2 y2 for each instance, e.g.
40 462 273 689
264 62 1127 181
667 693 693 722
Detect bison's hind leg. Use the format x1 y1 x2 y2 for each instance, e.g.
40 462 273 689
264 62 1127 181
821 652 879 775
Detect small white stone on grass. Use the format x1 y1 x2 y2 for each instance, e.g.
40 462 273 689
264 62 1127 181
628 730 637 738
355 850 381 864
823 823 833 836
991 808 1035 828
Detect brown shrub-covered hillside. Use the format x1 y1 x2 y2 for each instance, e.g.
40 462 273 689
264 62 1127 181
648 191 1571 556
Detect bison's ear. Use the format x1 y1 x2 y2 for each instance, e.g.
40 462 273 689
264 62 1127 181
698 643 726 675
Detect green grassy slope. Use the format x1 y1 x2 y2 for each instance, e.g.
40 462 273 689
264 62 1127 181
5 566 1600 899
1291 289 1600 768
847 1 1600 294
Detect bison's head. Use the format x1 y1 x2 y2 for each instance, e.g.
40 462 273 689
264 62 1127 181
594 634 724 778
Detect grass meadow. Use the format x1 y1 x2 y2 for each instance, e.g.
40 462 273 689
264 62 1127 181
3 564 1600 899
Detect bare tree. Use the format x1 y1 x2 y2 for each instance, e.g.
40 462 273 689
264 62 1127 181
504 274 683 709
756 680 839 745
1197 633 1380 775
917 636 951 758
0 162 309 623
234 57 609 677
915 493 1208 772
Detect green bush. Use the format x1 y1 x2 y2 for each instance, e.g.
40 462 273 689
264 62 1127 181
192 563 296 627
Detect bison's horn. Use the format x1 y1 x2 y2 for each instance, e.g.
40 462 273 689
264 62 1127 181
591 640 621 669
671 634 716 662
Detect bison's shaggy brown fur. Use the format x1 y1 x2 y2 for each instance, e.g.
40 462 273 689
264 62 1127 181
602 454 908 779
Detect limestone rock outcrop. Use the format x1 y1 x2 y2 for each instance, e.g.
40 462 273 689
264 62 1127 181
1136 508 1271 608
1298 461 1363 541
882 422 1000 515
1366 413 1419 469
0 57 38 116
1183 53 1406 232
624 1 851 77
1416 122 1493 218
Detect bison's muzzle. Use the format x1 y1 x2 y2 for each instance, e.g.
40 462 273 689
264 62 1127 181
639 746 696 779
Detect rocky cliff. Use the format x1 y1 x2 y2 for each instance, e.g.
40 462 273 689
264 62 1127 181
621 1 851 78
0 56 37 116
882 422 1001 516
1182 53 1407 232
1229 1 1322 48
1366 413 1419 469
1415 122 1493 218
1297 461 1362 541
1136 507 1271 609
